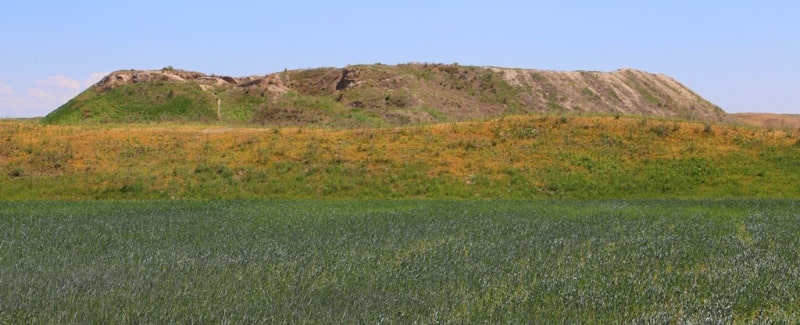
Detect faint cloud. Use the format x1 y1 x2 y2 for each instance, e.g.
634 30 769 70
31 72 109 105
0 80 24 117
28 76 81 109
0 72 109 118
28 88 58 101
0 80 13 96
85 72 108 86
0 89 38 118
38 75 82 92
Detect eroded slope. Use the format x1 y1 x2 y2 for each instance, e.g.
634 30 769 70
43 64 727 126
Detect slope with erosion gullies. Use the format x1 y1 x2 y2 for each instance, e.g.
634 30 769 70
43 64 727 126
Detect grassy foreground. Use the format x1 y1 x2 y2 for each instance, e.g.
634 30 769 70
1 199 798 323
2 115 799 200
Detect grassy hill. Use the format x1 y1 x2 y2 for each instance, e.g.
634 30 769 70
3 114 798 200
42 64 728 127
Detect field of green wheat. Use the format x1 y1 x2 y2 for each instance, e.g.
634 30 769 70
1 199 798 323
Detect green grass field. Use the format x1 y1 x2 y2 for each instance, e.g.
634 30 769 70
2 199 798 323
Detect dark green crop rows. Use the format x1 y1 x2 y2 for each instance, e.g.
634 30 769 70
1 200 798 323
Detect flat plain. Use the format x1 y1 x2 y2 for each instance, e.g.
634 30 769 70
2 199 798 323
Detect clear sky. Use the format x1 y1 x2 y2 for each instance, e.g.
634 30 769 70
1 1 798 117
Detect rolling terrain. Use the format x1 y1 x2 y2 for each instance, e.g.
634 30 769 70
2 115 798 200
42 64 727 126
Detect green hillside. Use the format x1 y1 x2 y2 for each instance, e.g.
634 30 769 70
43 82 218 124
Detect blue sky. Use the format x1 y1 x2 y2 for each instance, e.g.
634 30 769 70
1 1 798 117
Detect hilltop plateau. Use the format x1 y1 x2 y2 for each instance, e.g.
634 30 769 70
43 64 727 126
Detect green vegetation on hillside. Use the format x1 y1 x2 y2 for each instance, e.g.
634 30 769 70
2 115 799 200
42 82 220 124
2 199 798 323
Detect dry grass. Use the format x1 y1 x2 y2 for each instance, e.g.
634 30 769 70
730 113 800 130
2 115 799 199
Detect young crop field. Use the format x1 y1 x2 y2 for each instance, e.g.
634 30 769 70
1 199 798 323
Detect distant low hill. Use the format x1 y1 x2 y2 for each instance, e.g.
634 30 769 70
43 63 728 126
730 113 800 129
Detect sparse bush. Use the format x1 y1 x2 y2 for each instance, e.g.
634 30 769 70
510 123 537 139
547 101 565 111
0 140 17 157
30 144 73 169
649 122 678 138
703 123 715 136
8 167 23 177
650 123 670 137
